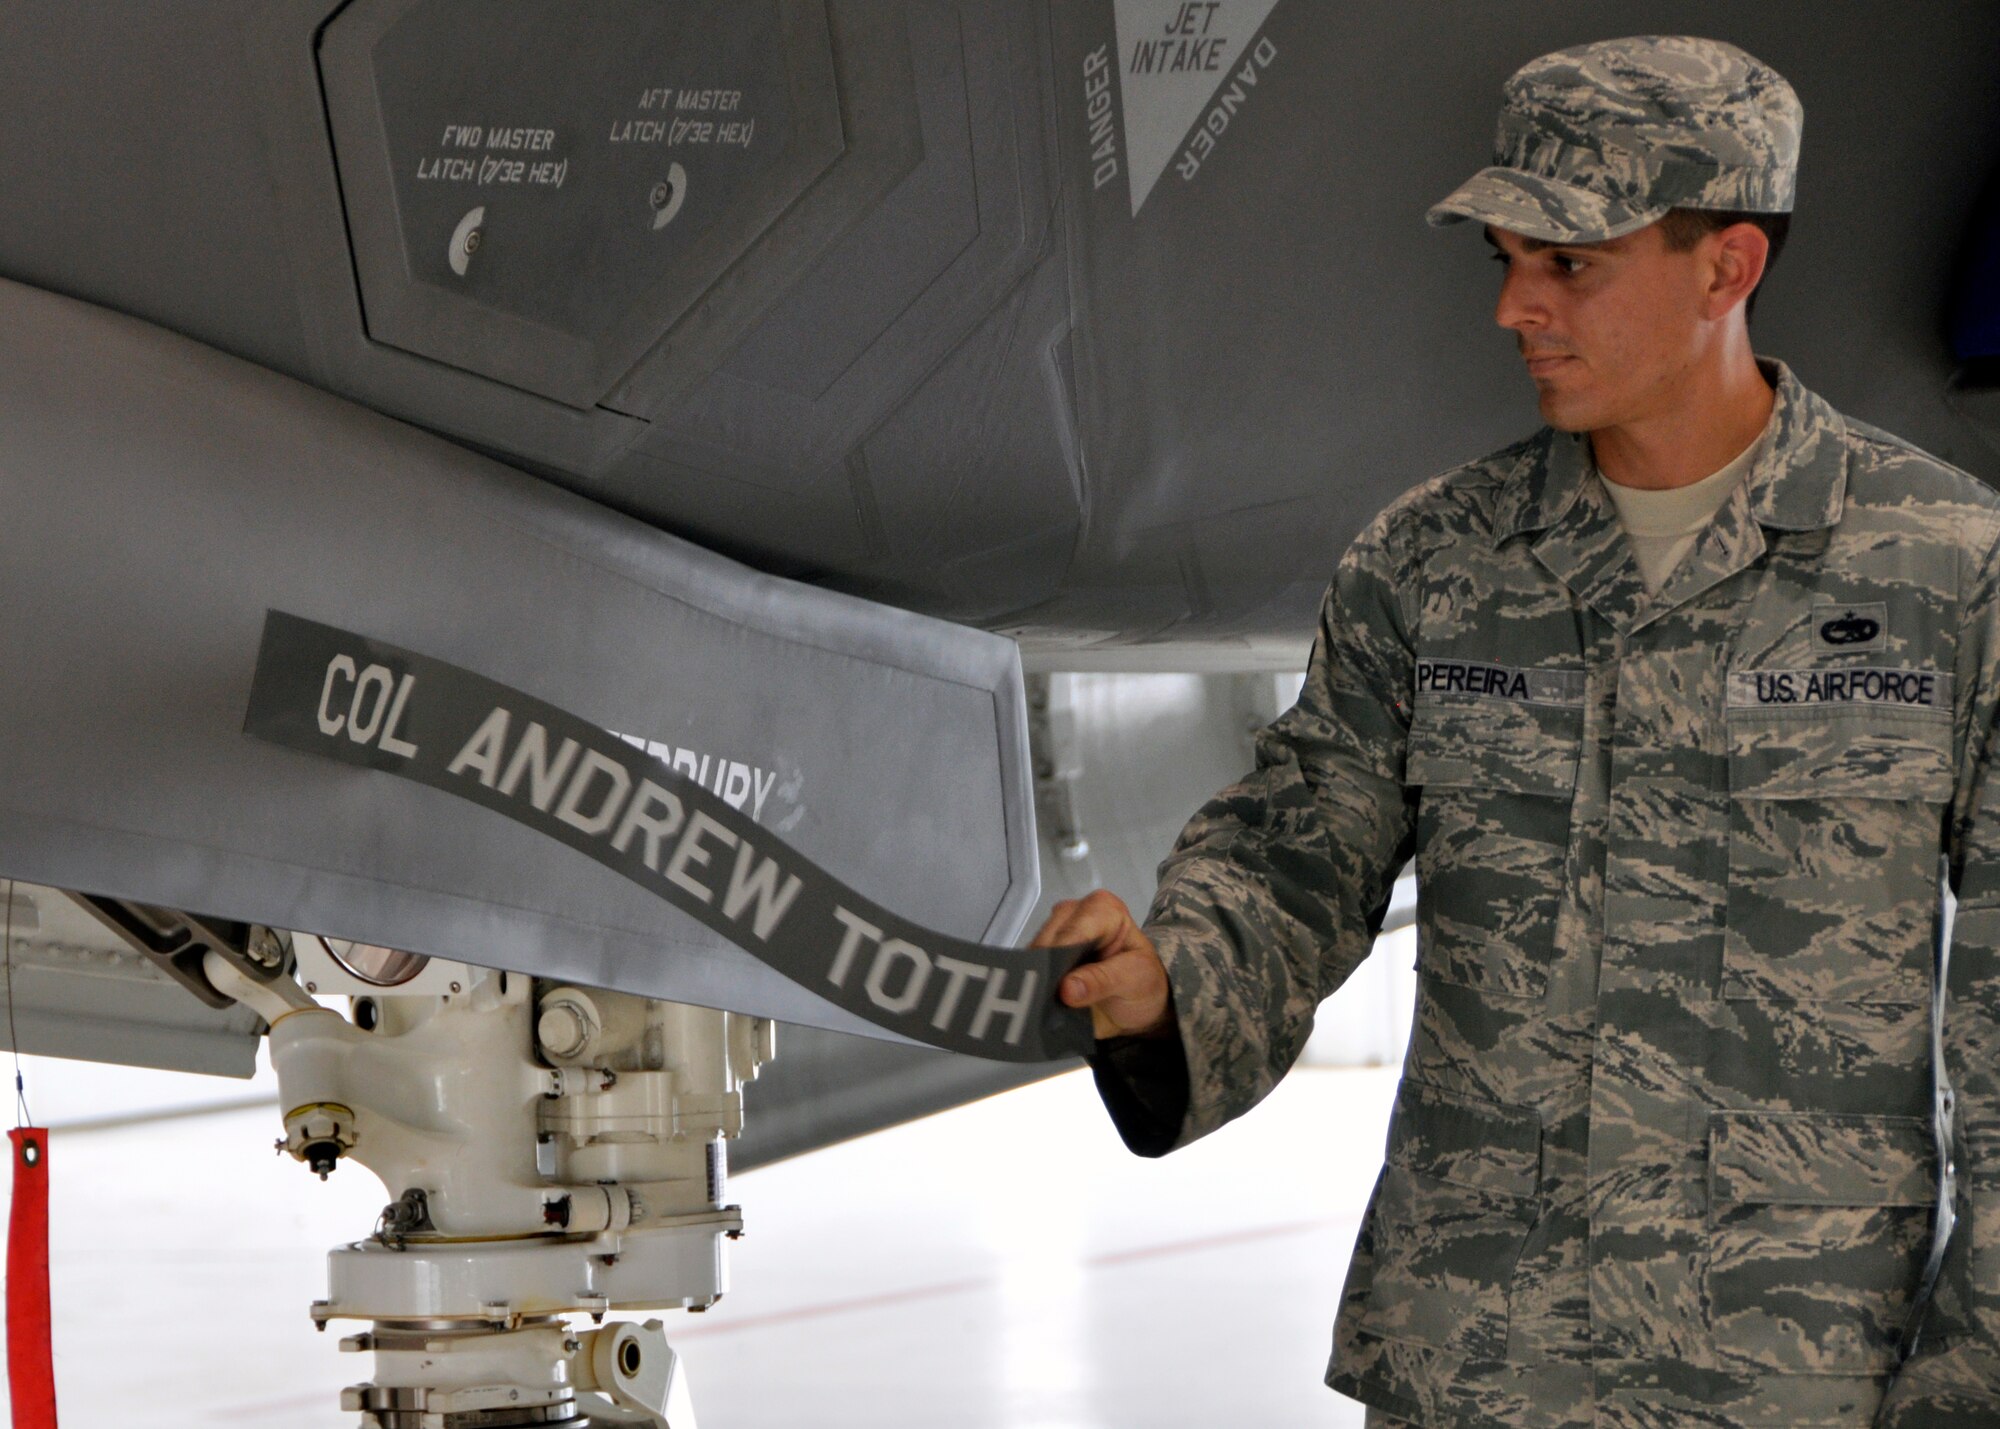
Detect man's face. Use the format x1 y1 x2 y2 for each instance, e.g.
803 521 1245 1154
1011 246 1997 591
1484 222 1715 433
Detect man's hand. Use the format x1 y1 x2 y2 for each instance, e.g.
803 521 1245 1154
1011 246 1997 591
1031 889 1173 1041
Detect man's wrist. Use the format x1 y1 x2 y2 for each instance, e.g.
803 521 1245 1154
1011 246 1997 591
1112 988 1177 1042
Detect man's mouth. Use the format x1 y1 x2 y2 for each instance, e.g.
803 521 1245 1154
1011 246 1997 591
1524 353 1575 377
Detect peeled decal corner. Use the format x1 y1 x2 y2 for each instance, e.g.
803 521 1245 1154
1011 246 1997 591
1104 0 1284 216
242 611 1094 1064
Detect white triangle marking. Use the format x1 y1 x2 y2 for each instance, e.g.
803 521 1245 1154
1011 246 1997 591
1112 0 1284 216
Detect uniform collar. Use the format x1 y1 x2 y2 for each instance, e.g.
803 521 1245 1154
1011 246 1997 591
1490 357 1848 546
1488 359 1848 634
1741 359 1850 531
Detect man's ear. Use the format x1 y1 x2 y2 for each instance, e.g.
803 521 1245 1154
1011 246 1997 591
1705 222 1770 320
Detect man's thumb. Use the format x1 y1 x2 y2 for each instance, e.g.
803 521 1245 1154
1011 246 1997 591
1061 962 1115 1006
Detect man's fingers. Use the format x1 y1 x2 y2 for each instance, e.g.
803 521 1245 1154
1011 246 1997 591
1026 899 1081 949
1061 949 1172 1039
1059 959 1116 1007
1030 890 1139 952
1029 896 1102 950
1058 949 1151 1007
1033 891 1169 1037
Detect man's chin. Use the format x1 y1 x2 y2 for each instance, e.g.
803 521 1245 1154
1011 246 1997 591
1535 388 1597 434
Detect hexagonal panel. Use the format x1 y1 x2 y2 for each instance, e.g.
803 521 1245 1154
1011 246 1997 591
318 0 843 408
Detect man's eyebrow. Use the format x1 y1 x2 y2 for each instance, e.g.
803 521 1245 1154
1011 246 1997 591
1480 225 1552 253
1480 226 1620 255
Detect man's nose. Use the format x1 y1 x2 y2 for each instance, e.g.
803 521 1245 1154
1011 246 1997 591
1494 265 1543 334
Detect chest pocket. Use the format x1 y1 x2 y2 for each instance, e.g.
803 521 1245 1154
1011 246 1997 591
1404 693 1581 1000
1723 702 1953 1005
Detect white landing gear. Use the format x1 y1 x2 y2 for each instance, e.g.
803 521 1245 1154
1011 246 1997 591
213 947 771 1428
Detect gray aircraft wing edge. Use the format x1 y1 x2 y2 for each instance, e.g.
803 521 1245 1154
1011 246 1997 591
0 276 1041 1049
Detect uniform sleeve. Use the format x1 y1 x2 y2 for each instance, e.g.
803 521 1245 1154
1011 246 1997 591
1881 514 2000 1422
1094 506 1422 1155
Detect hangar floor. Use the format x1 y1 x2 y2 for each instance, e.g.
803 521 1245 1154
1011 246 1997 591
0 1050 1399 1426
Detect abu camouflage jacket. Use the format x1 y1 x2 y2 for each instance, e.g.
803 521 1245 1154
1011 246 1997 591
1099 361 2000 1427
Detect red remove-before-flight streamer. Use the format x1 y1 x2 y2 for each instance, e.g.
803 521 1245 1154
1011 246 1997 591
8 1127 56 1428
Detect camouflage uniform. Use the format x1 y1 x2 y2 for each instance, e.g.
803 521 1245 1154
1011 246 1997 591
1090 38 2000 1429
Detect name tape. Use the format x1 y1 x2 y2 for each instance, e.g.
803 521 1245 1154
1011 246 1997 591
1726 667 1952 711
1415 659 1586 707
242 611 1094 1063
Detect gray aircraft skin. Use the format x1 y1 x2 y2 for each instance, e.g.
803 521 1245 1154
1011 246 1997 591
3 3 2000 1156
4 2 1997 659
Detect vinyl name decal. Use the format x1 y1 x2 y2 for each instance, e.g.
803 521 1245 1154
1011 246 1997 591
242 611 1092 1063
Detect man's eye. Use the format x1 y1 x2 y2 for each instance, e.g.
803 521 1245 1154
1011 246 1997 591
1488 252 1509 266
1554 254 1586 275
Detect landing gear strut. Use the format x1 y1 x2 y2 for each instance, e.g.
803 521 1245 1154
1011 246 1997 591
216 946 771 1428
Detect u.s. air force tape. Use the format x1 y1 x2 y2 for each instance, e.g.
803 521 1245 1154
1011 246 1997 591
242 611 1095 1063
1725 667 1952 711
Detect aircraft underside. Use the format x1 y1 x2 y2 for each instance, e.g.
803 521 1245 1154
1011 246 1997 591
1 1 1997 1423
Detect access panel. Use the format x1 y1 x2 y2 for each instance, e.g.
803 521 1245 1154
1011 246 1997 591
318 0 844 407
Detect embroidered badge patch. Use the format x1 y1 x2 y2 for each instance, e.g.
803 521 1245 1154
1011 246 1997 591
1415 659 1585 707
1810 602 1888 654
1726 667 1951 711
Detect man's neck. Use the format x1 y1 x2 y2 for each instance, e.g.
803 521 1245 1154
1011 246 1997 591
1588 344 1775 492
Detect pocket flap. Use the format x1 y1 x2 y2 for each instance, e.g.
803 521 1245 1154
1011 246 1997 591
1387 1081 1542 1198
1406 698 1579 796
1709 1111 1934 1208
1726 704 1954 802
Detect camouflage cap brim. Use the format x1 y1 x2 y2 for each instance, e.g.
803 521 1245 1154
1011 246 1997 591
1434 37 1801 246
1427 166 1668 245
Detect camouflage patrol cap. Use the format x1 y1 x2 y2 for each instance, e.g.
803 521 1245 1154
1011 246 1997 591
1428 35 1801 244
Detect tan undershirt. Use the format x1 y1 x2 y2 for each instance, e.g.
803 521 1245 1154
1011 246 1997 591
1598 421 1771 594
